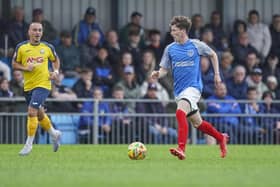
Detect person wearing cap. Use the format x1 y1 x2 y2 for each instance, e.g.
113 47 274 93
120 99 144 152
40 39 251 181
119 11 145 46
32 8 58 43
72 6 104 46
246 67 268 99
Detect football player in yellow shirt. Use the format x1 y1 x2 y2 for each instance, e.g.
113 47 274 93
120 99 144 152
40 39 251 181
12 22 62 156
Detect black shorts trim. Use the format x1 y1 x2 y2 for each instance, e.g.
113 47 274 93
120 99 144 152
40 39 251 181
178 98 198 117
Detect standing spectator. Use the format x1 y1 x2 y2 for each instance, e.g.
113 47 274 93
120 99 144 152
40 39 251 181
246 67 268 99
9 70 24 96
226 65 248 99
7 6 29 48
229 19 247 48
32 8 57 44
247 10 271 60
119 11 145 46
269 14 280 59
189 14 204 39
72 69 94 98
72 7 104 46
80 30 100 68
78 87 111 144
145 29 164 66
56 31 80 77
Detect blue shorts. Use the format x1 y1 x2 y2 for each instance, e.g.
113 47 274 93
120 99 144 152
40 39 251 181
24 87 50 109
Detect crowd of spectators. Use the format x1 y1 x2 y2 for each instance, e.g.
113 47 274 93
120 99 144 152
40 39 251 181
1 6 280 143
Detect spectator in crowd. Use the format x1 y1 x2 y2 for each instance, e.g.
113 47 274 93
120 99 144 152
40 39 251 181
240 87 266 144
231 32 259 65
269 14 280 59
110 86 133 144
226 65 248 99
115 65 141 112
266 75 280 99
205 11 227 51
56 31 80 77
72 68 94 98
49 72 77 112
9 70 24 96
136 83 177 144
72 7 104 46
246 67 268 99
136 49 156 84
7 6 29 48
123 30 143 70
229 19 247 47
189 14 204 39
201 28 217 52
80 30 101 68
201 56 215 98
262 54 280 83
92 47 115 97
103 30 124 74
78 87 111 144
247 10 271 60
0 78 13 97
244 51 259 73
32 8 58 43
145 29 164 66
220 51 234 80
207 82 241 144
119 11 145 46
0 60 11 81
115 51 134 80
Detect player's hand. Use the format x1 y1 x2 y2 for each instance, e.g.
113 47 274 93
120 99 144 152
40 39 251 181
49 71 59 81
151 71 160 79
214 74 222 87
25 64 35 72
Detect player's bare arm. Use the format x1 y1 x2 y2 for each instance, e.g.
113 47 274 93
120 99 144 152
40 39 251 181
151 67 168 79
12 60 34 72
208 50 222 87
49 57 60 80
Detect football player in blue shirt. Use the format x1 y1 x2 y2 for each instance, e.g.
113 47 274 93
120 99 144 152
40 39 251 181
151 16 229 160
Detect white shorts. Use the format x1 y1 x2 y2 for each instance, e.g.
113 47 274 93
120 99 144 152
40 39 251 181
175 87 201 111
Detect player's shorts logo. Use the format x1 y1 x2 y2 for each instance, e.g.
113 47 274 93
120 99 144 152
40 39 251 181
186 50 194 57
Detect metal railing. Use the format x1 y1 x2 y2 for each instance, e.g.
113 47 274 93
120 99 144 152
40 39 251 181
0 98 280 144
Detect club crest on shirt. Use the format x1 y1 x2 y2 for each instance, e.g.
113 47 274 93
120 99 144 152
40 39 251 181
186 50 194 57
40 49 45 54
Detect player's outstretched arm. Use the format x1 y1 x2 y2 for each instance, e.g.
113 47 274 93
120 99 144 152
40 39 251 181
151 67 168 79
49 57 60 80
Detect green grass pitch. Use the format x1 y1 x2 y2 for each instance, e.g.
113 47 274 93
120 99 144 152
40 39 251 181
0 145 279 187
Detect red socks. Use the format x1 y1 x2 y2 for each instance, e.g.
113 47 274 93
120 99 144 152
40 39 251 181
176 109 188 152
198 120 223 142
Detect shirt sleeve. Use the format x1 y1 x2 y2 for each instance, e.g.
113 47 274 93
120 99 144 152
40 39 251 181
13 45 22 64
191 39 213 56
159 45 172 69
47 43 58 62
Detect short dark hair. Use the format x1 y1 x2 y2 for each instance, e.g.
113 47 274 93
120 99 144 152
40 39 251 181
170 16 192 33
249 9 259 17
131 11 142 18
247 86 257 93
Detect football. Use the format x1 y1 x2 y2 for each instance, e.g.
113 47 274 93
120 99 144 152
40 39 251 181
128 142 147 160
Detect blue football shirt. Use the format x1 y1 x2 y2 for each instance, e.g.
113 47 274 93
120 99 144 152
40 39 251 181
160 39 213 97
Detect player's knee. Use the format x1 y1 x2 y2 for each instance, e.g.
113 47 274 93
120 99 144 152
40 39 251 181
28 107 38 117
189 117 202 128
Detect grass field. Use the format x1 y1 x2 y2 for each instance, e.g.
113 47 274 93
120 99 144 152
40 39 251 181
0 145 279 187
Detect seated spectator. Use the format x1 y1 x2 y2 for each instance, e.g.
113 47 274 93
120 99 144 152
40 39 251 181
72 7 104 46
207 83 241 144
240 87 266 144
92 47 115 97
9 70 24 96
72 68 94 98
110 86 133 143
247 10 271 60
231 32 259 65
56 31 80 77
115 51 134 81
246 67 268 99
78 87 111 144
189 14 204 39
136 49 156 84
136 83 177 144
115 65 141 112
201 56 215 98
244 52 259 73
0 78 13 97
220 51 234 80
266 75 280 99
80 30 100 68
145 29 164 66
32 8 57 43
230 19 247 48
262 54 280 83
201 28 217 52
0 59 11 81
226 65 248 99
7 6 28 48
269 14 280 59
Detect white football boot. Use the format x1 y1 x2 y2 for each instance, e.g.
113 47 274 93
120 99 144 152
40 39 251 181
19 144 33 156
52 130 62 152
